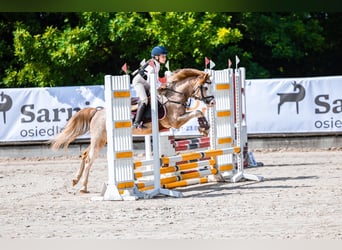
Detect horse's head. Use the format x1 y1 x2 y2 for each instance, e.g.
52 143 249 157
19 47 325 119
192 72 215 107
167 68 215 107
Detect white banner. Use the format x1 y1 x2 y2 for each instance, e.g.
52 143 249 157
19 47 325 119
0 86 105 142
245 76 342 134
1 75 341 142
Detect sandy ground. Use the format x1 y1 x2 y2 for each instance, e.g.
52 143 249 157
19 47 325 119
0 148 341 239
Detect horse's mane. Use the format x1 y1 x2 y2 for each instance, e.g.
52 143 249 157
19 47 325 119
169 68 205 83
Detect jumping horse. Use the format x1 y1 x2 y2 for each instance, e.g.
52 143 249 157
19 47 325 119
50 68 215 193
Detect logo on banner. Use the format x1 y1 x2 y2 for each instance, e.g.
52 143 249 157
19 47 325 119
0 91 13 124
277 81 306 114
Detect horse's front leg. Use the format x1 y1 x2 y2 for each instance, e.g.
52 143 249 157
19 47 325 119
174 110 210 136
197 116 210 136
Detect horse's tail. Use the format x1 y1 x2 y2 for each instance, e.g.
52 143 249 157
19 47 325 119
50 107 98 150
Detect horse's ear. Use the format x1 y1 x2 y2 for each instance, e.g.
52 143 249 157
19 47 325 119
204 72 210 80
204 73 210 83
198 72 209 84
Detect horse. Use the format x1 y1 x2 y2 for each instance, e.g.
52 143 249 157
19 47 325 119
50 68 215 193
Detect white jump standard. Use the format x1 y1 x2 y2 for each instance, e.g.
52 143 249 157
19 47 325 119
99 73 183 200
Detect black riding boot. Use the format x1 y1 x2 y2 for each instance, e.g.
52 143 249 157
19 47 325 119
133 103 147 129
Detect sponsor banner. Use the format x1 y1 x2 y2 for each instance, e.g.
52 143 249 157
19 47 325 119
1 75 341 142
0 86 105 142
245 76 342 134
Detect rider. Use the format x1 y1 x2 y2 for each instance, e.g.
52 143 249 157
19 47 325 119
132 45 168 129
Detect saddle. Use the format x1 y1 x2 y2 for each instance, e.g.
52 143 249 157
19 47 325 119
131 97 166 123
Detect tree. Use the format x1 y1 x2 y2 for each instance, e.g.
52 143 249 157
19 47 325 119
234 13 326 78
106 12 243 72
0 13 45 88
2 12 119 87
1 12 243 87
0 12 340 87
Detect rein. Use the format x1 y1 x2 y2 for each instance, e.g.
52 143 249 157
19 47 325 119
161 87 187 106
159 73 214 107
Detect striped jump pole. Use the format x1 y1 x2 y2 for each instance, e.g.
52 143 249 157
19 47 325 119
135 166 217 191
171 136 211 151
161 146 240 165
174 140 211 151
173 136 210 146
134 158 215 176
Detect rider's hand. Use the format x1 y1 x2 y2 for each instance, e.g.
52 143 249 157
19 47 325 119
158 83 167 90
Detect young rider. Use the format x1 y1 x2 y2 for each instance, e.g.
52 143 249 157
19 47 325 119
132 45 168 129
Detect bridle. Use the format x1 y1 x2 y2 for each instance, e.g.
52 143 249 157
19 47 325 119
160 76 214 107
192 82 215 105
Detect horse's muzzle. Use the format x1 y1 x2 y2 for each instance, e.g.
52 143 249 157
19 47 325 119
203 96 215 107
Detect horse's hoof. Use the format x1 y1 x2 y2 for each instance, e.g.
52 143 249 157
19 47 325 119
72 179 78 186
79 189 89 194
198 128 209 137
197 117 210 130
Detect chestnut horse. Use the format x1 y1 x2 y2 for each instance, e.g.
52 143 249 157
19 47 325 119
50 68 215 193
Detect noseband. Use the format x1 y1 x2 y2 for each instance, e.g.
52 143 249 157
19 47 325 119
192 84 215 105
